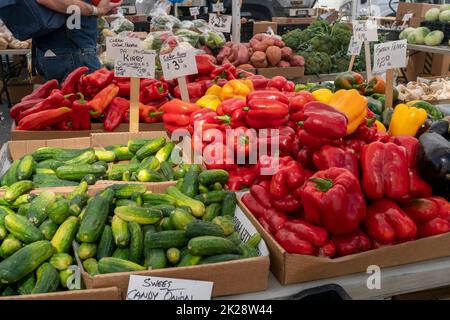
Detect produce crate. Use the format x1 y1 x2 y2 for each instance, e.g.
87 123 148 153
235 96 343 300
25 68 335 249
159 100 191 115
238 195 450 285
71 182 270 299
0 287 121 300
257 66 304 79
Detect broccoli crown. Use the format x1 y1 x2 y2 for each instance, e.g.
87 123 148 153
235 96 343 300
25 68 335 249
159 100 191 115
310 33 336 53
299 51 332 75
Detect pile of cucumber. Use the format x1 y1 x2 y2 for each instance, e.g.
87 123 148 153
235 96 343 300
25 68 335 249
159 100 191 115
0 181 89 296
0 137 191 188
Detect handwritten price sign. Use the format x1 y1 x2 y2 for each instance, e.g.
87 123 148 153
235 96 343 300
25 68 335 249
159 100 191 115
209 13 232 33
353 19 378 42
106 37 142 59
347 36 362 56
373 39 407 72
114 48 156 78
189 7 200 16
160 49 198 80
212 2 224 12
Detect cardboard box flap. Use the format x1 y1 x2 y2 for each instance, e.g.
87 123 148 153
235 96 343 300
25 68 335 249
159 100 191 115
0 287 121 300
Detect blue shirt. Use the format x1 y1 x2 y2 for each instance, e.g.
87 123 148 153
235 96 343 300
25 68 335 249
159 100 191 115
34 0 97 51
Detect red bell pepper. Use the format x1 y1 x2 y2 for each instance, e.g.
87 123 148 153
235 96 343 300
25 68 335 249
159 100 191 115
227 167 257 190
347 121 377 144
344 139 366 156
88 84 119 118
250 184 272 209
263 209 289 233
267 76 291 91
242 193 267 219
17 107 72 130
9 98 44 120
429 197 450 222
196 54 216 76
53 119 71 130
408 169 432 198
104 97 130 132
269 159 305 199
210 63 237 80
289 91 315 122
274 228 314 255
140 80 169 104
247 90 289 105
417 217 450 238
18 91 72 120
61 66 89 94
390 135 419 168
203 142 237 171
294 146 315 171
302 167 366 235
21 79 58 102
173 82 206 103
115 78 131 98
296 101 347 150
246 75 269 90
403 198 439 224
245 94 289 129
81 68 114 98
71 93 91 130
361 142 410 200
216 98 248 128
312 145 359 179
332 230 371 257
161 97 199 133
284 220 328 247
364 199 417 244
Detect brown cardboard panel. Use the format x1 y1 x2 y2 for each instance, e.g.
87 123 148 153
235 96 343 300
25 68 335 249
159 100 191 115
238 197 450 285
253 21 278 35
257 67 304 79
0 287 121 300
396 3 439 20
11 123 165 141
91 131 170 148
272 17 315 24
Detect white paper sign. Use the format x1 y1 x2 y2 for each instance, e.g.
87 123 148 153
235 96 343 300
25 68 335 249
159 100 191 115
189 7 200 16
209 13 232 33
106 37 142 59
212 2 224 12
353 19 378 42
114 48 156 78
402 13 414 21
160 48 198 80
126 275 213 300
347 36 362 56
373 39 407 72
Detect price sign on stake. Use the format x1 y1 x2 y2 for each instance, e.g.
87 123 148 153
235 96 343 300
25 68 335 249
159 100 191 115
353 19 378 42
209 13 232 33
373 39 407 72
212 2 224 12
106 37 141 59
126 275 213 300
347 36 362 56
114 48 156 78
402 13 414 21
189 7 200 17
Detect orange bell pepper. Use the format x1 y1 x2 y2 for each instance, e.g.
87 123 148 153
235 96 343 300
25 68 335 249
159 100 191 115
328 89 368 135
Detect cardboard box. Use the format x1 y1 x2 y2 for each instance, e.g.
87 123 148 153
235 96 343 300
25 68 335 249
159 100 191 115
0 287 121 300
253 21 278 35
396 3 440 21
1 81 34 104
238 196 450 285
73 182 270 299
272 17 315 24
257 66 304 79
10 122 165 141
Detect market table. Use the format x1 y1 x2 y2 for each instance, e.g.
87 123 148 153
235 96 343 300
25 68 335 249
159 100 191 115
0 48 31 107
221 257 450 300
407 44 450 55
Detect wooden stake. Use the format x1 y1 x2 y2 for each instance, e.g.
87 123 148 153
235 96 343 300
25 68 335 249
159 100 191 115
178 76 190 103
231 0 241 43
364 41 372 80
385 69 394 109
129 77 140 133
348 55 356 72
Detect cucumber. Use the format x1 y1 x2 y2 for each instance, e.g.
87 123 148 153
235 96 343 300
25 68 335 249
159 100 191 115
17 155 35 180
177 253 201 267
199 184 209 194
175 178 184 189
9 194 31 209
108 184 146 199
195 190 229 205
198 169 229 186
143 225 157 236
128 222 143 264
227 232 243 246
180 166 199 198
155 141 175 163
35 159 65 171
16 203 30 217
32 175 79 188
82 174 97 185
82 258 99 276
150 204 175 218
32 262 59 294
50 253 73 271
188 236 240 256
246 233 262 248
128 138 152 153
211 182 223 191
77 188 114 243
112 248 130 260
201 254 241 264
69 194 88 217
135 137 166 160
97 225 115 260
202 203 221 222
64 149 97 165
105 145 134 161
93 160 108 170
212 215 235 236
51 216 79 253
159 161 174 181
166 248 180 264
173 167 186 180
138 156 160 171
17 272 36 295
56 164 106 181
159 217 174 231
5 214 43 243
129 156 140 165
94 150 116 162
26 190 56 226
78 242 97 260
0 240 55 284
0 205 15 219
186 220 225 238
59 269 74 288
166 186 205 218
143 248 167 269
145 230 188 249
98 257 145 274
221 192 237 217
32 147 88 162
35 168 55 174
114 199 135 207
131 191 143 206
239 242 259 258
0 234 23 258
4 180 33 202
107 163 140 180
111 215 130 248
39 219 59 240
142 192 177 206
0 225 7 241
1 286 17 296
169 208 195 230
67 181 88 200
47 198 70 225
1 160 20 187
137 169 166 182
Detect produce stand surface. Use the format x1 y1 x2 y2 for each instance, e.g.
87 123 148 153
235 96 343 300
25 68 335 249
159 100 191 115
407 44 450 56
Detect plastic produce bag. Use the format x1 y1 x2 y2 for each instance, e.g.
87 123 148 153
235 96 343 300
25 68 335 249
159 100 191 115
149 0 181 31
174 28 200 48
110 13 135 33
142 30 174 53
199 30 226 50
135 0 156 15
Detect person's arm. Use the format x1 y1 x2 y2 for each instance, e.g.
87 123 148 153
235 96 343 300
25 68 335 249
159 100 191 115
36 0 122 16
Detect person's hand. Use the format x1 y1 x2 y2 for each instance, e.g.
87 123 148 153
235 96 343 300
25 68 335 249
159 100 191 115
97 0 122 16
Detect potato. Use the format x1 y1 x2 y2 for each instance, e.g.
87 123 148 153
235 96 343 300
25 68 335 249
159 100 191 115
274 38 285 47
277 61 291 67
281 47 293 61
290 55 305 66
266 46 282 66
250 51 268 68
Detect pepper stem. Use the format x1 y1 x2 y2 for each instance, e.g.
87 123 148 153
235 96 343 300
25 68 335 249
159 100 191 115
297 121 305 126
76 92 85 104
150 111 164 118
215 115 231 125
309 177 333 192
157 85 165 93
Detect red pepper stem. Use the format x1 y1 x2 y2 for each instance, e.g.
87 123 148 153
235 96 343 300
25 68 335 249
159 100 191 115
157 85 164 93
243 107 249 111
366 117 376 127
150 111 164 118
76 92 85 104
309 177 333 192
297 121 305 126
64 93 75 99
215 115 231 124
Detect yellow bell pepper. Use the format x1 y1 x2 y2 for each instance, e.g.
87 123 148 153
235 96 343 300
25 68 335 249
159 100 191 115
220 79 254 101
205 85 222 99
328 89 368 135
388 103 427 136
195 95 221 111
311 88 333 103
375 120 386 132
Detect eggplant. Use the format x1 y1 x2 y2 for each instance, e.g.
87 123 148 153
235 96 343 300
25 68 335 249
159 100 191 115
428 120 450 140
417 132 450 198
